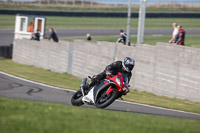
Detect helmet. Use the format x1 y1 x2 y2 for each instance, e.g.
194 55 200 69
122 57 135 72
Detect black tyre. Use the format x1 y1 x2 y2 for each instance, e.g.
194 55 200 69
71 90 84 106
95 90 119 109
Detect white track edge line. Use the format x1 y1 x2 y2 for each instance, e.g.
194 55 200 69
0 71 200 116
0 71 76 92
116 100 200 116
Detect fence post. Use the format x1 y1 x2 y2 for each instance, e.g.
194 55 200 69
126 0 132 46
73 0 75 6
67 42 74 74
82 0 84 7
113 43 119 61
137 0 147 44
90 0 93 7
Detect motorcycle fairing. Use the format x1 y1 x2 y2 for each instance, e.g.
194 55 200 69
93 81 113 102
82 86 95 104
82 80 115 104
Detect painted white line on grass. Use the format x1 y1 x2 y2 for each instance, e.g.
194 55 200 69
0 71 200 116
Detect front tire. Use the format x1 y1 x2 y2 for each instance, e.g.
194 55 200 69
71 90 84 106
95 90 119 109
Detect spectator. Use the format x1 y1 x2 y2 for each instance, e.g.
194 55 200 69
176 25 185 46
169 22 178 43
116 29 130 46
30 29 40 41
48 28 59 42
27 22 34 32
86 34 92 41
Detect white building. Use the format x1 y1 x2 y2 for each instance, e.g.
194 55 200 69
14 14 46 39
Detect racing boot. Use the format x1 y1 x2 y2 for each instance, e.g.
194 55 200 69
80 77 99 95
80 78 90 96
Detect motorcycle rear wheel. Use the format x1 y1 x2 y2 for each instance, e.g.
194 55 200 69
71 90 84 106
95 90 119 109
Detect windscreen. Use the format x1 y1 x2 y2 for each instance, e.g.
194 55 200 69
122 73 128 84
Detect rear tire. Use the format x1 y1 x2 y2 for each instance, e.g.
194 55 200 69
71 90 84 106
95 90 119 109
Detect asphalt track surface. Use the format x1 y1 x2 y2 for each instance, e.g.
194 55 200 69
0 29 199 46
0 71 200 120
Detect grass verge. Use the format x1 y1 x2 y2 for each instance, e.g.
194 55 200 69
0 59 82 90
1 3 200 12
0 97 200 133
62 35 200 48
0 14 200 29
0 59 200 114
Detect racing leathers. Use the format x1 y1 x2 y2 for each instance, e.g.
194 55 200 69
176 29 185 45
91 61 132 86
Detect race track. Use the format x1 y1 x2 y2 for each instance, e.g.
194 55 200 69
0 71 200 120
0 29 199 46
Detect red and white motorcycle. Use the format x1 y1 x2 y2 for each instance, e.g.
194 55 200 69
71 72 130 108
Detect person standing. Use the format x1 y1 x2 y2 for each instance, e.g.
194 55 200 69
176 25 185 46
48 28 59 42
169 22 179 43
116 29 130 46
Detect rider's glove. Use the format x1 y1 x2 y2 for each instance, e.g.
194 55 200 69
91 77 98 84
123 85 130 95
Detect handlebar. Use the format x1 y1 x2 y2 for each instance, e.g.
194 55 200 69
123 84 130 95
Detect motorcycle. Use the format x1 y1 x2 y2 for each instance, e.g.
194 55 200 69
71 72 130 108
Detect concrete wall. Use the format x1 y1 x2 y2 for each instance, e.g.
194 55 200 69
12 39 200 102
13 39 70 73
71 40 116 78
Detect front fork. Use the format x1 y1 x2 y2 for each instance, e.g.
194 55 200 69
80 78 88 96
106 87 123 100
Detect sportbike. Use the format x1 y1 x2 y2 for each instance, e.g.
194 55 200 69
71 72 130 108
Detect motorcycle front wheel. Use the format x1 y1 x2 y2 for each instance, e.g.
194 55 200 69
71 90 84 106
95 90 119 109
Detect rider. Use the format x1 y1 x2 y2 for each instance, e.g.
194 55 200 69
81 57 135 95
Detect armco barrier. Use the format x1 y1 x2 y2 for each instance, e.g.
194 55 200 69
1 9 200 18
12 39 200 102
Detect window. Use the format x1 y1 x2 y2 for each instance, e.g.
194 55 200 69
37 19 42 32
20 18 27 32
27 18 35 32
35 18 45 35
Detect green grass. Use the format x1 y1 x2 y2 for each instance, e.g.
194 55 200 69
0 59 82 90
0 59 200 114
0 97 200 133
124 90 200 114
62 35 200 48
1 3 200 12
0 14 200 29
